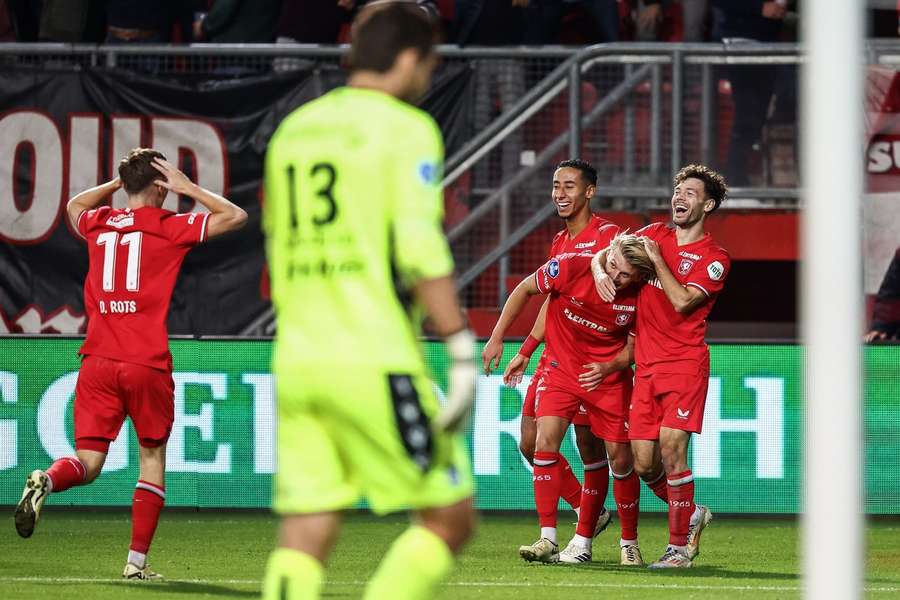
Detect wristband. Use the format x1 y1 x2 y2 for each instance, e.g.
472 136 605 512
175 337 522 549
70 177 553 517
445 328 475 362
519 335 540 359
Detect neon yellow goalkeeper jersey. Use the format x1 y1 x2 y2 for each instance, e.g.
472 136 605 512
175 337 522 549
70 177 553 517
264 86 453 372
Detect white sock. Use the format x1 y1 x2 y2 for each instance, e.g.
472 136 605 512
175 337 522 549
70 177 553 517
620 538 638 547
572 534 592 549
127 550 147 568
668 544 688 556
540 527 557 544
689 505 703 526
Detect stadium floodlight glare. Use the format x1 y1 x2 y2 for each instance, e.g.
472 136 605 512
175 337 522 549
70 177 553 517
801 1 864 599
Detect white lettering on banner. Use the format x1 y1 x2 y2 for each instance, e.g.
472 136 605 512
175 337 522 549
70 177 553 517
693 376 784 479
35 372 129 471
68 116 101 205
473 375 525 476
242 373 275 474
167 373 231 473
152 119 226 213
0 112 63 242
0 372 18 469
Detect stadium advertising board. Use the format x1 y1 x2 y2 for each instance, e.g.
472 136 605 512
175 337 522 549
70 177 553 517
0 338 897 514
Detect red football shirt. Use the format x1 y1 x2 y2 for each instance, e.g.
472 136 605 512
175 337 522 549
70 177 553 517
533 215 619 371
534 249 637 387
634 222 730 374
76 206 209 371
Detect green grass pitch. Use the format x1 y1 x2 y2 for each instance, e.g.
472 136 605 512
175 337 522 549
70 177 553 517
2 510 899 599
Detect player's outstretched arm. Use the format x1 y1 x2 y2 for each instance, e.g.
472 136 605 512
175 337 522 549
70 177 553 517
501 296 549 387
414 275 476 433
66 178 122 233
151 158 248 239
482 274 542 374
642 238 706 314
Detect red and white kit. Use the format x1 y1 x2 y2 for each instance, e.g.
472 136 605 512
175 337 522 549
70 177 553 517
532 248 637 442
522 215 619 427
74 206 208 451
629 222 730 439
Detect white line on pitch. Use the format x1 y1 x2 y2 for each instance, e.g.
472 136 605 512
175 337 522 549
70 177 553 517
0 577 898 593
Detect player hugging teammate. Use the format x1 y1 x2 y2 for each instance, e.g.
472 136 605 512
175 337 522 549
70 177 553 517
488 160 729 569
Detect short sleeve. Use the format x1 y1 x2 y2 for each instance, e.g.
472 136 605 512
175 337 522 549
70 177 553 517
390 114 453 283
534 255 572 294
636 222 665 240
162 212 209 247
686 249 730 297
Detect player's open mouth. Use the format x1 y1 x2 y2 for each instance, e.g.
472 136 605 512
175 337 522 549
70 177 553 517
556 201 571 210
673 205 688 216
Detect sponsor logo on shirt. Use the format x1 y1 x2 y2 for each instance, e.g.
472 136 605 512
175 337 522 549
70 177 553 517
612 304 635 312
615 313 631 326
569 296 583 307
678 251 701 260
105 213 134 229
417 160 441 186
547 259 560 278
574 240 596 249
563 307 608 332
677 408 691 419
707 260 725 281
678 258 695 276
647 278 662 289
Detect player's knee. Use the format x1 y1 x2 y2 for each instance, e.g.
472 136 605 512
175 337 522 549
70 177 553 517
633 457 657 479
422 499 476 555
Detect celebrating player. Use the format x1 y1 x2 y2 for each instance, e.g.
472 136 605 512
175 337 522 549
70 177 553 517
593 164 730 568
483 159 616 555
261 4 477 600
14 150 248 579
490 232 656 564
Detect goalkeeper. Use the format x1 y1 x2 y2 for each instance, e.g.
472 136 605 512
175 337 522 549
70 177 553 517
260 3 476 600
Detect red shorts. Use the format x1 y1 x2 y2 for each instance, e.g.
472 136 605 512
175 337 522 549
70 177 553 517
628 368 709 440
534 370 630 442
74 355 175 452
523 369 590 426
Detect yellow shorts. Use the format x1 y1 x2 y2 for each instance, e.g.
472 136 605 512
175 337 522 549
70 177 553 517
273 366 473 515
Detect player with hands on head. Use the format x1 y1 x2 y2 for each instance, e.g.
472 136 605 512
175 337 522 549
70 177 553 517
14 148 247 581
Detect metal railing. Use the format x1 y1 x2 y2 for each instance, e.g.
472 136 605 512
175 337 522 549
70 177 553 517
0 41 851 325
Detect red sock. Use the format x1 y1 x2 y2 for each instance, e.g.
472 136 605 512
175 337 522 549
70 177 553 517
532 452 561 528
45 457 86 493
574 460 609 538
612 469 641 541
667 470 695 546
645 470 669 502
558 455 582 510
130 481 165 555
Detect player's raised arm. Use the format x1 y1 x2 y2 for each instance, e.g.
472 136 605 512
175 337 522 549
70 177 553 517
66 178 122 234
642 237 706 314
591 248 616 302
413 275 476 432
151 158 248 239
482 273 543 374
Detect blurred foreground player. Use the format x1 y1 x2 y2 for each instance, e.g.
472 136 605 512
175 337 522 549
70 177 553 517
14 150 248 579
593 164 730 568
261 4 477 599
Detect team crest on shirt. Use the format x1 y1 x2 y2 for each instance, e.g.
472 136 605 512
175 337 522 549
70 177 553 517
105 213 134 229
616 313 631 326
678 258 695 275
547 259 560 278
417 161 441 186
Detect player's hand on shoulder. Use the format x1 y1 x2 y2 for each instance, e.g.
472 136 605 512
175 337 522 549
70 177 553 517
503 353 528 387
152 158 196 196
864 329 888 343
481 337 504 374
